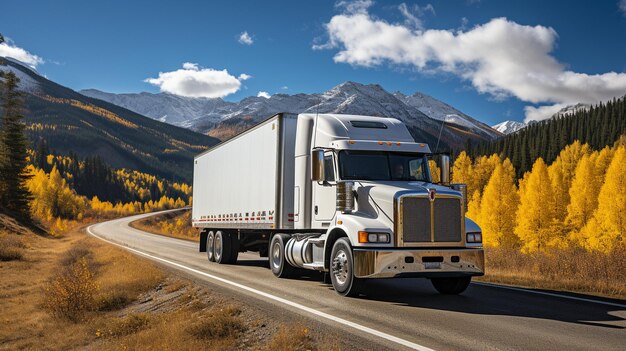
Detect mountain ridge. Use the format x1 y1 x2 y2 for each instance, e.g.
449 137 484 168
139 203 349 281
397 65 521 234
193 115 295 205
81 81 502 150
0 58 219 182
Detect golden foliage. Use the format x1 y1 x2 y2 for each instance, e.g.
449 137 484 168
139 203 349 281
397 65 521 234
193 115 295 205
26 165 87 221
43 256 99 322
39 95 138 129
479 159 519 248
455 138 625 255
578 146 626 252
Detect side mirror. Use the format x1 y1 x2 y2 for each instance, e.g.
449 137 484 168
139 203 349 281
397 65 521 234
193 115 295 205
436 154 450 186
311 149 325 182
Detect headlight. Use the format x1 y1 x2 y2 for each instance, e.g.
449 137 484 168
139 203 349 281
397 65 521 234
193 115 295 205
466 232 482 243
358 231 390 243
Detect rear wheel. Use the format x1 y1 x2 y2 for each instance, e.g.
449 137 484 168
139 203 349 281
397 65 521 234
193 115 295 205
206 231 216 262
431 276 472 294
214 230 234 264
330 238 361 297
269 234 295 278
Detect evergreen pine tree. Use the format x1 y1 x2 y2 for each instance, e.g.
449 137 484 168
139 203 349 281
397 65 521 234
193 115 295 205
0 71 32 219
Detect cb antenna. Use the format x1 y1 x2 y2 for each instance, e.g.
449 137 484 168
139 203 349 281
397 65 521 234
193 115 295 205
434 117 445 153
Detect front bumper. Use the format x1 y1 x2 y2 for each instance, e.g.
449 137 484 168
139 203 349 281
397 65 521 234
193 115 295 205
353 248 484 279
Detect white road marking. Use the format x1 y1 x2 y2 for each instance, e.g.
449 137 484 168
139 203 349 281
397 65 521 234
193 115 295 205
87 224 435 351
472 282 626 309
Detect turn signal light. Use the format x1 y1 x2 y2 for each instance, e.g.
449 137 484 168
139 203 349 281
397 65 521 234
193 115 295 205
358 231 391 243
467 232 482 243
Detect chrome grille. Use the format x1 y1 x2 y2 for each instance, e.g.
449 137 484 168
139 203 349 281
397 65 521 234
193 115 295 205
401 196 462 243
401 197 430 242
433 198 462 242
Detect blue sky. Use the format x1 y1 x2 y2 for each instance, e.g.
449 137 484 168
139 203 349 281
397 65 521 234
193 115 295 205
2 0 626 125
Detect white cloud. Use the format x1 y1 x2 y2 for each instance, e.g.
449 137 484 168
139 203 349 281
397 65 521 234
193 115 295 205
335 0 373 15
182 62 199 70
257 91 271 98
317 7 626 122
398 3 435 31
524 104 568 123
238 31 254 45
145 63 250 98
620 0 626 17
280 85 289 90
0 41 43 68
238 73 252 80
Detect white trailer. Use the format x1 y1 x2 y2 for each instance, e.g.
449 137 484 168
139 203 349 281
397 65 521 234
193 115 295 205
193 113 484 296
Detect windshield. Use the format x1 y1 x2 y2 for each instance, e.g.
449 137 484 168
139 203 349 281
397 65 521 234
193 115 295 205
338 151 431 181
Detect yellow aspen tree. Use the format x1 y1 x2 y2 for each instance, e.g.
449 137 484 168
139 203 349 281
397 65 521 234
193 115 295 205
593 146 614 182
566 153 600 245
580 146 626 253
515 158 559 253
452 151 474 192
473 154 501 195
548 158 570 223
551 141 591 205
479 159 520 248
466 190 482 223
428 159 440 183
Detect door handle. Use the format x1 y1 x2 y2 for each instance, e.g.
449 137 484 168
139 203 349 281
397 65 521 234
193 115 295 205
314 205 318 215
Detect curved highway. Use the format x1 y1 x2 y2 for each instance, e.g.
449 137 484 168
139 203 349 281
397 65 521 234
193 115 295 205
87 210 626 351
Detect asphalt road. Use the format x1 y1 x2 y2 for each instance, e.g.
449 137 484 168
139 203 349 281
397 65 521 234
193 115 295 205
87 211 626 351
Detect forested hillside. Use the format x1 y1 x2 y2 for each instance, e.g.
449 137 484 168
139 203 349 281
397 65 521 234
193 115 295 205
0 69 191 235
466 96 626 177
0 58 219 182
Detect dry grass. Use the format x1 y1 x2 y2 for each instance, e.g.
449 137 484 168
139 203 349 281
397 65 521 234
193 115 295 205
188 305 246 340
43 256 99 321
261 324 342 351
0 233 25 261
479 246 626 299
1 218 349 351
95 313 151 338
93 241 164 311
130 209 199 241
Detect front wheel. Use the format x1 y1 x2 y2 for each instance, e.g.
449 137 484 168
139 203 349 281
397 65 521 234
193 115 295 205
269 234 295 278
430 276 472 295
330 238 361 297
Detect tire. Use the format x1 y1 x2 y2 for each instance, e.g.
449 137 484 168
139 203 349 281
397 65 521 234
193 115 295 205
214 230 233 264
330 238 361 297
431 276 472 295
269 234 295 278
206 231 216 262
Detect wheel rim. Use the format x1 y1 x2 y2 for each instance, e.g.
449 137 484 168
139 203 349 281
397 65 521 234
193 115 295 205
332 249 349 285
271 241 282 270
208 235 214 258
215 233 222 260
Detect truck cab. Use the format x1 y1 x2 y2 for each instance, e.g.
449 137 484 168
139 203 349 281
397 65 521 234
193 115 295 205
289 114 484 296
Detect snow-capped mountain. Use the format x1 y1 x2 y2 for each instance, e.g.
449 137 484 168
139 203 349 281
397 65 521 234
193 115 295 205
492 120 526 134
79 89 233 129
81 82 501 148
393 91 497 137
554 103 591 117
491 103 592 135
1 57 41 93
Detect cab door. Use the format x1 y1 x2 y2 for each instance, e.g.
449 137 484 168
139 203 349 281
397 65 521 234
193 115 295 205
313 152 336 224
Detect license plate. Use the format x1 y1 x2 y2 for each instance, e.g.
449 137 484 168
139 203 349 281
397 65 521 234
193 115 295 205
424 262 441 269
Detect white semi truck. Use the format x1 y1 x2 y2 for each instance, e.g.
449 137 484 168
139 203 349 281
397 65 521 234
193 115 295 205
192 113 484 296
